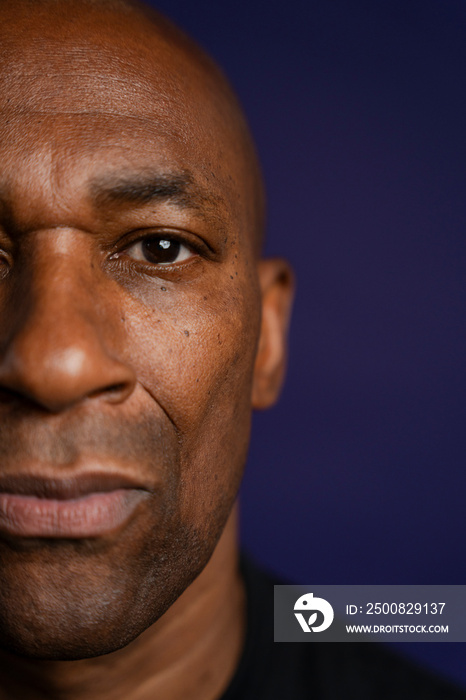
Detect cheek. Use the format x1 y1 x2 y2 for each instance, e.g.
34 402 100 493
122 277 261 519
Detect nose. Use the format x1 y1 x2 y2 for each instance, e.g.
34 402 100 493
0 235 136 413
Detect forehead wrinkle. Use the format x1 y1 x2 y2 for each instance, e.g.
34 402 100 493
0 80 180 123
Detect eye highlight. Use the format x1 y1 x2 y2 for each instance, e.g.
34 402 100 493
124 236 195 265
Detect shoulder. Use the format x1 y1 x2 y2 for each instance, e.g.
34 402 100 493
225 556 466 700
307 642 465 699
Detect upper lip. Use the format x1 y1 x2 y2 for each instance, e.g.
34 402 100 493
0 472 147 500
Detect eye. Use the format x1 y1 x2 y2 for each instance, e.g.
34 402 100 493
124 236 194 265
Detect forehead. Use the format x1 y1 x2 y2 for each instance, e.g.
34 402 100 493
0 2 235 146
0 5 253 236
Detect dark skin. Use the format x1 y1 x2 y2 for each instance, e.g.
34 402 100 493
0 1 293 698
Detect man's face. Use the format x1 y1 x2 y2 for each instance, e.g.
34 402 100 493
0 2 271 659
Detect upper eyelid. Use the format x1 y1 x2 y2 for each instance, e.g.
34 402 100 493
112 228 205 254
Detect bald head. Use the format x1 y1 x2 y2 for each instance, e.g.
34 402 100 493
0 0 265 252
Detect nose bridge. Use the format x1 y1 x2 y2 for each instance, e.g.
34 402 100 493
23 231 100 336
11 229 104 349
0 230 136 411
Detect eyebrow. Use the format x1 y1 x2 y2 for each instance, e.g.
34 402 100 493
89 171 220 213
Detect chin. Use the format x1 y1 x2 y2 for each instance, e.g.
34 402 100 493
0 572 185 661
0 519 216 660
0 629 139 662
0 584 152 660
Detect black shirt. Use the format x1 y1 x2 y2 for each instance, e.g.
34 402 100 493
220 557 466 699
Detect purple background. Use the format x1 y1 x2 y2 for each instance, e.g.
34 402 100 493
148 0 466 687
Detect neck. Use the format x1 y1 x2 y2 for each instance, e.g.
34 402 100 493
0 505 245 700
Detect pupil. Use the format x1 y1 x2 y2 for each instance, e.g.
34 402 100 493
142 238 180 264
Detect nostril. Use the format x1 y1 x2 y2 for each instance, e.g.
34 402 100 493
0 385 43 408
0 385 31 407
0 386 16 401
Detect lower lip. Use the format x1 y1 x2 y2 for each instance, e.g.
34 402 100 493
0 490 148 538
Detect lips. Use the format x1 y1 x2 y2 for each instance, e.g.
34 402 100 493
0 473 150 538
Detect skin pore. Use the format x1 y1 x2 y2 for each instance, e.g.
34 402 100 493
0 1 293 699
